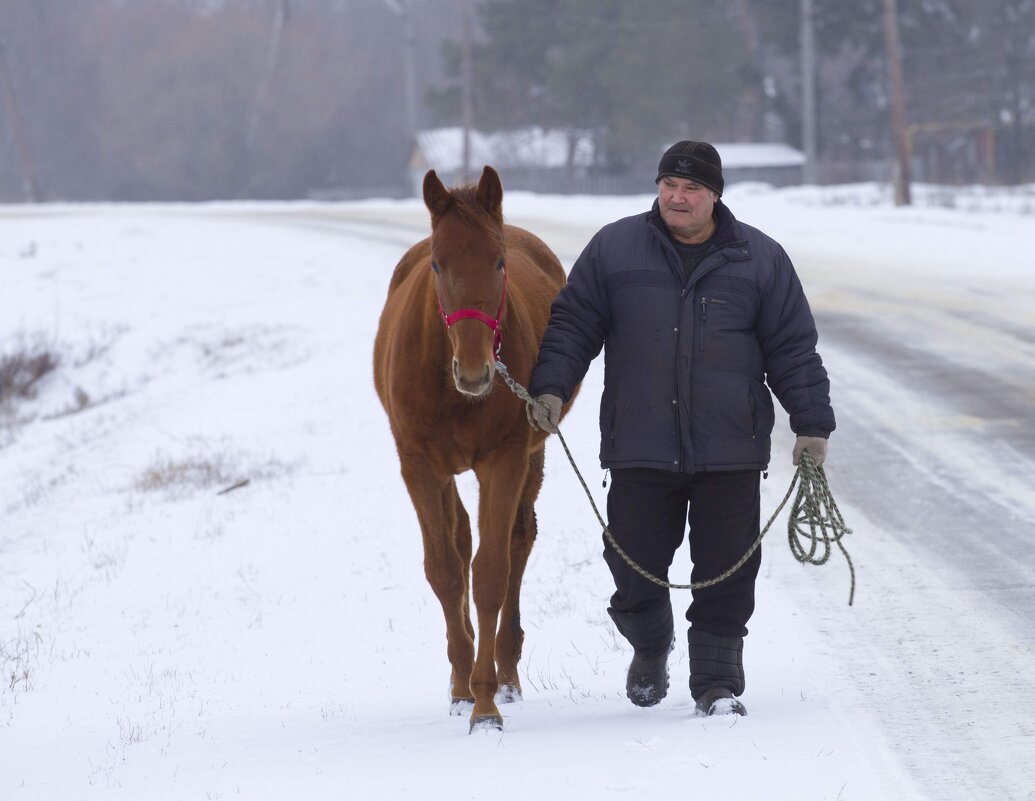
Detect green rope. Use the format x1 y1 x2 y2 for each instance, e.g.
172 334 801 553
786 451 856 606
495 360 856 605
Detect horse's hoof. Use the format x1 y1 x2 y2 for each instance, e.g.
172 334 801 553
449 697 475 716
469 714 504 734
496 684 522 704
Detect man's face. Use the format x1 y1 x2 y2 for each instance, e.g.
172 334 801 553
658 176 718 244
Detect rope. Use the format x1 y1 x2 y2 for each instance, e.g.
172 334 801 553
495 360 855 606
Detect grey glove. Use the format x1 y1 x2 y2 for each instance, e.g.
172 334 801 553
793 435 828 466
529 393 563 433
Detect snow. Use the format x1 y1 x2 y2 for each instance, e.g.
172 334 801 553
2 183 1034 800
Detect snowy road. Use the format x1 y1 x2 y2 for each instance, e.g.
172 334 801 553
2 188 1033 800
797 262 1035 801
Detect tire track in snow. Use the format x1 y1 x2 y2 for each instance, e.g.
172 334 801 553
812 309 1035 801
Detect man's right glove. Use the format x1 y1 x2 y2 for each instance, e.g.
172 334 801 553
793 435 828 467
529 393 563 433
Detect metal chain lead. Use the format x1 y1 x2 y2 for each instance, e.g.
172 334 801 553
495 359 855 605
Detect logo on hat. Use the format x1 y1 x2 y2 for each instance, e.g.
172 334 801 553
676 158 692 174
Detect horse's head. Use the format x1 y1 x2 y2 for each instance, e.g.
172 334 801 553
423 166 507 398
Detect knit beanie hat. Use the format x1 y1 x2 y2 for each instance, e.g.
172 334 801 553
655 141 724 196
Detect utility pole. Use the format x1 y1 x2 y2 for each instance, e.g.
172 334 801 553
0 39 39 202
883 0 911 206
460 0 473 182
800 0 818 184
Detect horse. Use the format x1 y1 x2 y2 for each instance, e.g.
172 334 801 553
373 166 574 732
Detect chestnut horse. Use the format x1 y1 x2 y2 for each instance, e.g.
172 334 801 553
373 166 573 732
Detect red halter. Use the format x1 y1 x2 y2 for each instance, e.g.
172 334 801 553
436 268 508 358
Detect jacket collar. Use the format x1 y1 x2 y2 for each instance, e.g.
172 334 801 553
647 198 741 250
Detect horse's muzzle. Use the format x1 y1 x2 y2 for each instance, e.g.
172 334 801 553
453 358 494 397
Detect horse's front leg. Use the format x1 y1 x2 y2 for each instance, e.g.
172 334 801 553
469 444 530 732
399 459 475 712
495 446 544 702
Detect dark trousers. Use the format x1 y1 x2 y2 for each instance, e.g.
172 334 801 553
603 468 761 639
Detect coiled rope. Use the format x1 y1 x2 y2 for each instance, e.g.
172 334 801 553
496 360 856 605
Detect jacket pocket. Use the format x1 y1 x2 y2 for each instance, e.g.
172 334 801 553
747 380 775 439
697 296 728 351
600 401 617 456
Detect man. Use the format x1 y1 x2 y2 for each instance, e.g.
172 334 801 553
528 141 834 716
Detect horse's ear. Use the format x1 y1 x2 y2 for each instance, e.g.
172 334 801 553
423 170 453 221
476 165 503 221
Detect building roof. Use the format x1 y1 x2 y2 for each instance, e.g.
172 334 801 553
413 127 595 172
703 143 806 169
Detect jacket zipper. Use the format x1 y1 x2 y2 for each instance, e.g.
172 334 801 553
674 287 692 470
699 296 708 351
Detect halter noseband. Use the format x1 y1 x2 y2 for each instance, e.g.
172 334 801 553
436 267 508 357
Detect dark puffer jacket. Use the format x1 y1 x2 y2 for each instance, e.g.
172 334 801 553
529 199 835 473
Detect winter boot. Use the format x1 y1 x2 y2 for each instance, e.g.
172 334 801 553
624 639 676 707
608 604 674 707
688 629 748 716
694 686 747 716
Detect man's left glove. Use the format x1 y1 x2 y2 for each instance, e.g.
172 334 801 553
793 435 828 467
528 393 562 433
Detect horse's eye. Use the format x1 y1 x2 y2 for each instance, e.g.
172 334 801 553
496 258 505 271
431 261 440 274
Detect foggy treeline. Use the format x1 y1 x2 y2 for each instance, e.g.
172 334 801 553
0 0 1032 202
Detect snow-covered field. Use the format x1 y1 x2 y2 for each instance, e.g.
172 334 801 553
2 182 1033 800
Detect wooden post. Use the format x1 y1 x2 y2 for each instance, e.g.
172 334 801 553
800 0 818 184
883 0 911 206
